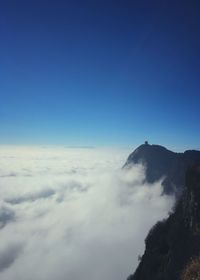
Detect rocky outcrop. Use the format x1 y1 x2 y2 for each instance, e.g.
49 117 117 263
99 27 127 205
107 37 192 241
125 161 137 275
124 143 200 196
127 164 200 280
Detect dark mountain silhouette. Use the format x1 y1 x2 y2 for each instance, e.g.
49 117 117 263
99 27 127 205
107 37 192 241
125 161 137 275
124 142 200 196
127 163 200 280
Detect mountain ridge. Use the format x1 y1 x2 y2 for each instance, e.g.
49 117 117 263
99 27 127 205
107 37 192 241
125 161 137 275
124 143 200 196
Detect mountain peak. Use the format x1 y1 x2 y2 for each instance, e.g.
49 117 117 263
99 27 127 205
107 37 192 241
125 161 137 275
123 144 200 196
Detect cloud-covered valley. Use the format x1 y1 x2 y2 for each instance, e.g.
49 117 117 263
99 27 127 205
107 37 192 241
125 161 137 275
0 146 174 280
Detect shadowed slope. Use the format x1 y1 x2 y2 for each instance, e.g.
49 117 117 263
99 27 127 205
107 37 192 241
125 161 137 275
124 143 200 196
127 164 200 280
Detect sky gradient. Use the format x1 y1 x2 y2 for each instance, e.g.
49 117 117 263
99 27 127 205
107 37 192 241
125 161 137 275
0 0 200 149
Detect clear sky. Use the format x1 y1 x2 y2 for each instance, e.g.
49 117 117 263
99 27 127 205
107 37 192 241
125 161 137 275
0 0 200 149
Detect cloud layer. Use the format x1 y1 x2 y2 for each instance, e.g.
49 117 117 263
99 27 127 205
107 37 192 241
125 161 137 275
0 146 174 280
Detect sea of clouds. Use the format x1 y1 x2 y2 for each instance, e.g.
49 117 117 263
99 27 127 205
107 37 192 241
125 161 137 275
0 146 174 280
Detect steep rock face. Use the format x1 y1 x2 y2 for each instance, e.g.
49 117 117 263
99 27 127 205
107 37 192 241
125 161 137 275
127 165 200 280
124 143 200 196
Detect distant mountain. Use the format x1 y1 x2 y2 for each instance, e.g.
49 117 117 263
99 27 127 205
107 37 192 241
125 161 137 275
127 163 200 280
124 142 200 196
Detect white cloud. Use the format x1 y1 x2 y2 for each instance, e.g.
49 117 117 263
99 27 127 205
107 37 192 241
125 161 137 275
0 146 174 280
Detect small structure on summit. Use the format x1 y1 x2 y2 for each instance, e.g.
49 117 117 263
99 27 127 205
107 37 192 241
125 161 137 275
145 141 149 145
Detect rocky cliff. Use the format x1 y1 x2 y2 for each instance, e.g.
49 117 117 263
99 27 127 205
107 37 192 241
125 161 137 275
124 143 200 196
127 164 200 280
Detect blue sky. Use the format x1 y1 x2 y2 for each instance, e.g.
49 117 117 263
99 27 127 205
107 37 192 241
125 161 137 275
0 0 200 149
